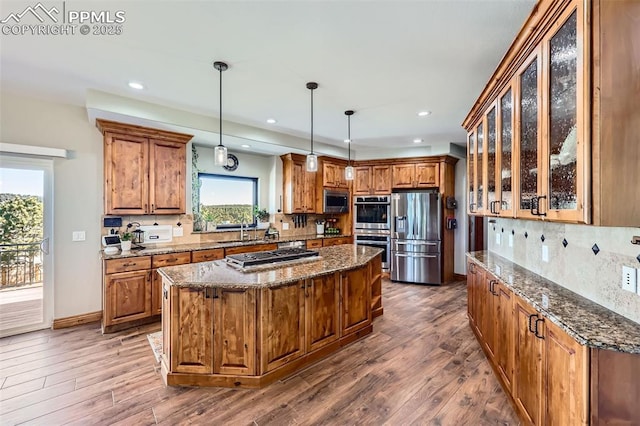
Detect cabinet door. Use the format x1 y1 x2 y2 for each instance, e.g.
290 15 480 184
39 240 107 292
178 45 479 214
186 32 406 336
369 254 383 318
391 164 415 188
544 8 586 222
213 288 256 376
513 296 544 425
341 265 371 335
104 133 149 215
476 120 486 214
304 168 317 212
291 160 306 213
495 281 514 392
516 50 543 219
305 274 340 352
170 287 213 374
260 282 306 373
466 260 476 326
104 270 151 326
354 166 372 195
482 274 498 360
161 279 170 365
415 163 439 188
149 139 186 214
467 132 477 214
472 265 486 340
151 252 191 315
372 166 391 194
497 86 514 217
543 318 588 425
322 163 338 187
486 105 498 213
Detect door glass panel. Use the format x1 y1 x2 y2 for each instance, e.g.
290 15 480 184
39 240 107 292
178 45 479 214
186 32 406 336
476 122 484 210
486 107 497 208
548 11 577 210
519 59 539 210
500 89 513 211
468 132 475 211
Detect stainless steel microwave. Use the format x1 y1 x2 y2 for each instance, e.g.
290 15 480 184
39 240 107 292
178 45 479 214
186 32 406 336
323 189 349 213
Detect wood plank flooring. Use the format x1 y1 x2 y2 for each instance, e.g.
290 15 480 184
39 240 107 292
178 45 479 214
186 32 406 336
0 285 43 333
0 280 520 425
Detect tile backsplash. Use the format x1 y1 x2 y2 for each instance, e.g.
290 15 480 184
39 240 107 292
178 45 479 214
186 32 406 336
487 218 640 325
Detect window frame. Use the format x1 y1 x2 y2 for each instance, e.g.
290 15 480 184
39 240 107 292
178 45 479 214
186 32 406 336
197 172 259 229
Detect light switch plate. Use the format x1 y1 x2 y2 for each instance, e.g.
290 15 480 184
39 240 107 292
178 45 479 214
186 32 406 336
622 266 637 293
72 231 85 241
282 222 289 230
542 245 549 262
495 233 501 245
508 234 514 247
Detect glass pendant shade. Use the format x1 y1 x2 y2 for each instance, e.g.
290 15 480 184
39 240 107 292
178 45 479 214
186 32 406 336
345 165 354 180
214 144 227 166
306 153 318 172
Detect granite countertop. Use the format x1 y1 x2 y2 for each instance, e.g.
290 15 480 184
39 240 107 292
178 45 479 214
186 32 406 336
467 251 640 354
158 245 382 290
101 234 350 260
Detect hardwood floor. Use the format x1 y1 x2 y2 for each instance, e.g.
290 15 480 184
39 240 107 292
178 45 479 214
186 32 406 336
0 285 43 333
0 280 520 425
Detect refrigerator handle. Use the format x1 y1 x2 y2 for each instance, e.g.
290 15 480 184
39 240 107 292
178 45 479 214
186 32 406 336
395 216 407 232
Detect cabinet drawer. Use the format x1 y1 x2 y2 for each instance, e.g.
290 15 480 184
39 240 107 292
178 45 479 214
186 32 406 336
323 237 352 247
306 239 323 249
225 244 277 256
191 249 224 263
152 252 191 268
105 256 151 274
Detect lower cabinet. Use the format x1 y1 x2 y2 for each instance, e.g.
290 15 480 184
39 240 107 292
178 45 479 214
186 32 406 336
342 265 371 335
104 269 152 326
306 273 340 353
322 236 352 247
369 254 383 318
151 252 191 315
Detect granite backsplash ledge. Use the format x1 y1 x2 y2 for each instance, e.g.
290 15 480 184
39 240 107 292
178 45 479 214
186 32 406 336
486 218 640 325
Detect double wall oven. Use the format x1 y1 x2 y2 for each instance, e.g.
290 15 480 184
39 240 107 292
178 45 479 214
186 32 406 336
353 195 391 271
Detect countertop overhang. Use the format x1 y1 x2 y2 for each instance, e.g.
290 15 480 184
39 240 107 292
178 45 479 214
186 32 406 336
158 245 382 290
468 251 640 354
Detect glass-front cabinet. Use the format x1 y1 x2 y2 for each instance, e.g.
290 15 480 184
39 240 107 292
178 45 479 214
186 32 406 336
467 132 476 214
497 86 514 217
486 105 497 214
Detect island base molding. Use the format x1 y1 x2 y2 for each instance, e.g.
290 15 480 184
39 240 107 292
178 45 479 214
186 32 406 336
161 324 372 389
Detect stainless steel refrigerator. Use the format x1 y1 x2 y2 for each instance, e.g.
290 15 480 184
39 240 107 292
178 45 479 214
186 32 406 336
390 190 442 285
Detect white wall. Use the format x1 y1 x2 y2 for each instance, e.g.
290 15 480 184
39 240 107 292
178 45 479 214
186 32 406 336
0 91 103 319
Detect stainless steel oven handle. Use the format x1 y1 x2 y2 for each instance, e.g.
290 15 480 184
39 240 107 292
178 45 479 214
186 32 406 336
393 253 438 258
356 242 388 246
394 241 438 245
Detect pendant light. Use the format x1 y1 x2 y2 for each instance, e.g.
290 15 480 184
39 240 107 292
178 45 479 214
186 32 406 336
344 110 355 180
306 82 318 172
213 61 228 166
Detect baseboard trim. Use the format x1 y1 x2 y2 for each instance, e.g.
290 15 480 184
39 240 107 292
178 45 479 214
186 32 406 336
454 273 467 281
52 311 102 330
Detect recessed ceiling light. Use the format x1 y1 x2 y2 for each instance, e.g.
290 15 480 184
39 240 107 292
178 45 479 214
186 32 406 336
128 81 144 90
417 111 431 117
241 144 251 148
344 139 351 143
413 138 423 143
266 118 277 124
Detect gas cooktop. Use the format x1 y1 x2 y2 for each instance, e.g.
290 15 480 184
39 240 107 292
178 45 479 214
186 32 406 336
225 247 319 268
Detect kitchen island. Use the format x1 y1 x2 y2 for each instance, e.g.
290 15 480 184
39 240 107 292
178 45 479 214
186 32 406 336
157 244 382 388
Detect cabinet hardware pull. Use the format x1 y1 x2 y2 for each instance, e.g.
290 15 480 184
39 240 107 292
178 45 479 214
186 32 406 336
469 202 476 213
205 289 211 299
528 313 539 333
123 262 136 267
163 289 168 299
151 203 155 212
489 280 499 296
534 318 545 339
530 195 547 216
168 257 178 262
213 288 219 299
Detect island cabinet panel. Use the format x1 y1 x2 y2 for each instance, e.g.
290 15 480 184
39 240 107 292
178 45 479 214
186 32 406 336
104 270 152 326
369 254 383 318
260 281 306 373
513 295 544 425
305 274 340 353
341 265 371 335
151 252 191 316
170 287 213 374
213 288 257 376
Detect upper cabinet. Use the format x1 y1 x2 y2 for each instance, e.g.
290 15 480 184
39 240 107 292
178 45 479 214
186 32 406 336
391 162 439 189
97 120 192 215
322 161 349 189
281 153 317 214
465 0 639 226
354 165 391 195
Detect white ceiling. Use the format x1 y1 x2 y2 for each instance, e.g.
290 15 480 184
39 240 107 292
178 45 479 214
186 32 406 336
0 0 535 156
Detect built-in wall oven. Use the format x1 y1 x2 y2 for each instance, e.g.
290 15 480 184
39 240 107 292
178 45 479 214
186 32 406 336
354 195 391 230
354 230 390 271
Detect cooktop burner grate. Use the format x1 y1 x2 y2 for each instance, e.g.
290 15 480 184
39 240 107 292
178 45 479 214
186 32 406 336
225 247 319 267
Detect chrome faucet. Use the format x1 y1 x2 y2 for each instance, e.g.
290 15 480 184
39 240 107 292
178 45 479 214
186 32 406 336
240 222 245 241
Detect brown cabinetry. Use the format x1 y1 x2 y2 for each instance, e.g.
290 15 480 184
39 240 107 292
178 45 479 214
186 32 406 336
281 153 317 213
322 161 349 189
354 165 391 195
322 236 352 247
305 273 340 352
191 249 224 263
341 265 371 336
151 252 190 315
224 243 277 256
391 163 439 189
97 120 192 215
369 254 383 318
306 239 323 249
103 256 152 329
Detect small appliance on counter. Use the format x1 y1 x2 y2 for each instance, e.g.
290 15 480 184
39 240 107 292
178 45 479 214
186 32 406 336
138 224 173 244
315 219 325 235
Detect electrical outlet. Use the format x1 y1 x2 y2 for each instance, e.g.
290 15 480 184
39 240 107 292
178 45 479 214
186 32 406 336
508 234 514 247
495 233 501 245
495 265 502 276
508 275 514 285
542 294 549 309
622 266 637 293
72 231 85 241
173 227 183 237
282 222 289 230
541 245 549 262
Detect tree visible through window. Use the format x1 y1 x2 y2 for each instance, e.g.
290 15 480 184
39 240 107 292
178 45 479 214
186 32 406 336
198 173 258 228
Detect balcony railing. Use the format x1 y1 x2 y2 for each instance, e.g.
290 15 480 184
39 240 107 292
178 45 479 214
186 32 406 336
0 242 43 289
